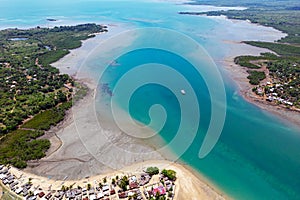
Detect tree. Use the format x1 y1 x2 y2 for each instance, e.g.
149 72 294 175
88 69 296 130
61 185 66 192
87 183 91 190
118 176 129 191
155 191 160 199
28 191 33 197
146 166 159 176
161 169 176 181
158 196 166 200
131 193 138 199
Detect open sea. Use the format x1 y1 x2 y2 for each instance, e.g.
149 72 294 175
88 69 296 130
1 0 300 199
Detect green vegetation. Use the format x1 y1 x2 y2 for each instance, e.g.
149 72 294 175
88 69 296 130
0 23 106 134
150 196 166 200
146 166 160 176
244 41 300 57
87 183 91 190
234 53 275 85
38 49 70 66
266 60 300 107
161 169 176 181
0 129 50 168
183 0 300 43
21 102 71 130
181 0 300 108
233 53 300 107
234 53 281 69
118 176 129 191
247 70 266 85
0 23 107 168
234 56 262 69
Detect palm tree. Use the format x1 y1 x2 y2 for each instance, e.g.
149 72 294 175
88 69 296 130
61 185 66 192
87 183 91 190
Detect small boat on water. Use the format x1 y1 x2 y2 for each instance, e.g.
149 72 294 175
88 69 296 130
47 18 57 22
180 89 186 95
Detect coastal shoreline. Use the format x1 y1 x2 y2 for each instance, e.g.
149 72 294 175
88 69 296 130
26 24 167 179
1 1 298 200
201 14 299 127
5 160 225 200
21 22 228 199
180 9 299 128
223 56 300 128
25 15 298 200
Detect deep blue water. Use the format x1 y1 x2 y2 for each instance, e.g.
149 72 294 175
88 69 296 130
1 0 300 199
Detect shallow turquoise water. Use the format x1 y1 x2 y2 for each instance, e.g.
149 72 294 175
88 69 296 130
1 1 300 199
101 47 300 200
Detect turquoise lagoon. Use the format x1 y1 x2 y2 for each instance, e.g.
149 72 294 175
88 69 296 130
1 0 300 199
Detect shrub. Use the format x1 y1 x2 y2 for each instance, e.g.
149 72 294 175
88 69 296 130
161 169 176 181
146 166 159 176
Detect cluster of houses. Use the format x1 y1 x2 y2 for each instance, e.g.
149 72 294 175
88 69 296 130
254 81 295 107
1 61 39 94
0 165 176 200
0 165 33 198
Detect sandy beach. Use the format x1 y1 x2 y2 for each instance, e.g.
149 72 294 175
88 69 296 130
9 160 225 200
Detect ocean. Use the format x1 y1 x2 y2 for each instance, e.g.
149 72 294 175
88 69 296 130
1 0 300 199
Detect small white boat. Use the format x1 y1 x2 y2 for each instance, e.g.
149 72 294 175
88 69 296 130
180 89 186 95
